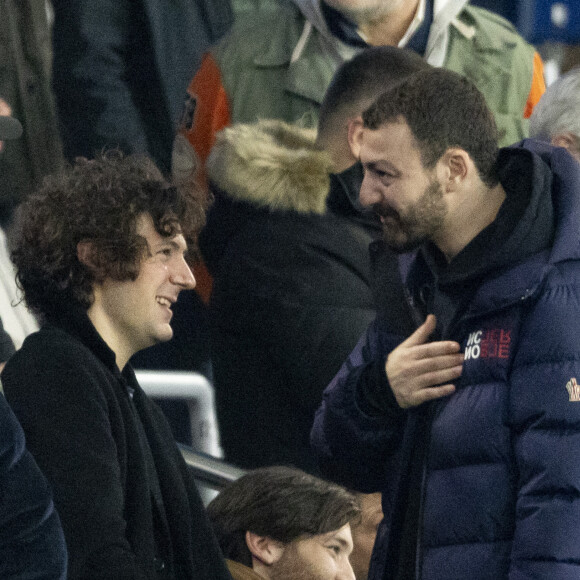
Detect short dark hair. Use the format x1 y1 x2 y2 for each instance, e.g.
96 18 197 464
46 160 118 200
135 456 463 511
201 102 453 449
362 68 500 187
317 46 431 146
13 151 204 317
207 466 361 567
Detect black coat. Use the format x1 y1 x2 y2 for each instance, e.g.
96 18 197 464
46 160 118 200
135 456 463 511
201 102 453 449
2 304 231 580
0 393 67 579
201 120 381 472
52 0 233 174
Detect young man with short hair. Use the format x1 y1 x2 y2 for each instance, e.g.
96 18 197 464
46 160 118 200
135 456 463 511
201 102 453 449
208 466 360 580
2 152 231 580
201 46 428 473
312 67 580 578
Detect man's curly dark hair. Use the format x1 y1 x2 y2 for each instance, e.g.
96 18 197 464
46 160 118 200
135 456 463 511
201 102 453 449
12 151 205 317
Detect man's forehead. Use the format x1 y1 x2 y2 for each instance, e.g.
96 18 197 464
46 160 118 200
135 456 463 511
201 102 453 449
136 213 187 248
360 120 418 161
363 119 411 145
312 523 353 546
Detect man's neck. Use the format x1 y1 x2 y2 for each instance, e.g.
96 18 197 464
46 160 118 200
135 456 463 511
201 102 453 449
86 304 133 371
356 0 420 46
436 181 507 262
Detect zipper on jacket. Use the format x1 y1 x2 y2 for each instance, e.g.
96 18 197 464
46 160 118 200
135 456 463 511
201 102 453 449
410 288 536 578
413 403 436 580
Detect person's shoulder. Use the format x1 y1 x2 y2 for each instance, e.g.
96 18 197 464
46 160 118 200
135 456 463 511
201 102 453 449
15 324 90 359
212 2 306 66
459 4 533 48
221 0 301 36
4 324 103 382
462 4 517 29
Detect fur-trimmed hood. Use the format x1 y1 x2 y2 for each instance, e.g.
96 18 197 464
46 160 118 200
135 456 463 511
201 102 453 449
206 119 334 214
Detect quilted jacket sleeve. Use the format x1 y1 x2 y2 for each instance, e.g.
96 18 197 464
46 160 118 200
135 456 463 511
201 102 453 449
0 394 67 579
508 266 580 579
310 316 407 492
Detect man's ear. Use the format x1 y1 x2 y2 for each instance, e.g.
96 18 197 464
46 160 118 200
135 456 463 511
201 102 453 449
77 240 98 271
347 116 364 160
438 148 470 192
245 531 285 567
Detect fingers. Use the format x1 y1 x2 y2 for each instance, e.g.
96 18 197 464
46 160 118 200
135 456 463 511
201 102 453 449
411 383 457 407
409 352 464 379
414 361 463 392
386 314 464 409
392 363 462 409
410 340 462 361
400 313 437 347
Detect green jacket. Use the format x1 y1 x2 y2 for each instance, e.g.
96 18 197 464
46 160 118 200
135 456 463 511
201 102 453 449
207 1 540 147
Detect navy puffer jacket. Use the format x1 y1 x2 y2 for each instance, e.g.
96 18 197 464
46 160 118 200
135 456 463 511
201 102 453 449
311 140 580 580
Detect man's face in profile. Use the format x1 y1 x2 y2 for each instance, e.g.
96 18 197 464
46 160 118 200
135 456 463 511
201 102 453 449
357 121 447 253
349 493 383 580
91 213 195 356
268 523 355 580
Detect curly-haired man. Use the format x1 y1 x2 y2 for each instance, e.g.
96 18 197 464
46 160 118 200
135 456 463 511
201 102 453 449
1 152 231 580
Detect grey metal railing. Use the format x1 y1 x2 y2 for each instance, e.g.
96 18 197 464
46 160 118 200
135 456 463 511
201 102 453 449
179 444 245 491
136 370 222 457
136 370 245 497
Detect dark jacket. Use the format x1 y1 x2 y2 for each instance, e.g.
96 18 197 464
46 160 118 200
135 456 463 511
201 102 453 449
311 140 580 579
0 393 67 579
0 0 64 220
200 120 381 472
2 303 231 580
52 0 233 174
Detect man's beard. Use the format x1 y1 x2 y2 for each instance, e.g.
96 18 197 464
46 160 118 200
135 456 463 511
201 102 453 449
268 546 329 580
376 179 446 254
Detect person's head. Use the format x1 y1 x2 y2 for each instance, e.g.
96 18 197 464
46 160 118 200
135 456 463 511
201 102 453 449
13 151 200 364
529 67 580 162
349 68 500 256
208 466 361 580
349 493 383 580
317 46 431 171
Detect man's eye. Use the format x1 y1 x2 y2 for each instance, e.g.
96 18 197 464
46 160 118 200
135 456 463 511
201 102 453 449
158 248 172 257
328 545 341 555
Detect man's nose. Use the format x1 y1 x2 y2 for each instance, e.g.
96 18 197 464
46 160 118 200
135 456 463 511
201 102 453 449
358 174 381 208
170 256 196 290
338 558 356 580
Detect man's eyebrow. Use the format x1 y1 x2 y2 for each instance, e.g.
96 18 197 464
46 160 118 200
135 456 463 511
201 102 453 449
364 161 400 176
334 537 350 547
154 238 187 251
324 532 351 548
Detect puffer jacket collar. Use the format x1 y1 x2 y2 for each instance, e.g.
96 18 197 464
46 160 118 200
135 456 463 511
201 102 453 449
468 140 580 316
402 140 580 329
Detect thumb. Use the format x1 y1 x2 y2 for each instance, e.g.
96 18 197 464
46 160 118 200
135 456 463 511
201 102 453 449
401 314 437 347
